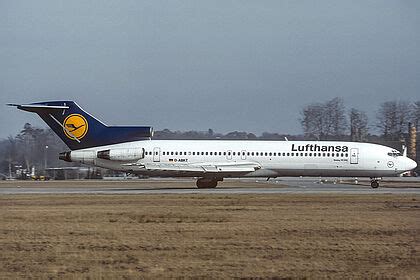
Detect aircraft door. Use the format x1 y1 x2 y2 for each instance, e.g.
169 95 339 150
153 147 160 162
350 148 358 164
226 150 232 160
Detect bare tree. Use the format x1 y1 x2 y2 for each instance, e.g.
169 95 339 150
324 97 347 136
376 101 410 140
411 101 420 130
300 103 324 139
349 108 369 142
300 97 347 140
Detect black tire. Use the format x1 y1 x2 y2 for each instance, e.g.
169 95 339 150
370 181 379 189
196 179 218 189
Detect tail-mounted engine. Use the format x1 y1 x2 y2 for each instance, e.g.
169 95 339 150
97 148 145 161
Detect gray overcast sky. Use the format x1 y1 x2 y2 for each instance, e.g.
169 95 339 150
1 1 419 139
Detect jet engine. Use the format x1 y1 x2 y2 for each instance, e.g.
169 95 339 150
97 148 145 161
59 150 96 164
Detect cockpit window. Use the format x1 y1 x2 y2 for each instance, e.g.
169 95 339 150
388 151 402 157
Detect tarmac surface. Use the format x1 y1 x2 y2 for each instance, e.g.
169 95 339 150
1 177 419 195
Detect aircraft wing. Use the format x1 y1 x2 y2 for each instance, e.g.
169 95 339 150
123 161 261 175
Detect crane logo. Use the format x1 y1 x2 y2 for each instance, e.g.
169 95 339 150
63 114 88 140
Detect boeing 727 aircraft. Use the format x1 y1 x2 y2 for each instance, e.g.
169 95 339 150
9 101 417 188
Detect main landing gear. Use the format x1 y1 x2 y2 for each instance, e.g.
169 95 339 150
196 178 221 189
370 178 380 189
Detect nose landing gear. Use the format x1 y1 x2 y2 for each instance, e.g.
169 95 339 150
370 178 380 188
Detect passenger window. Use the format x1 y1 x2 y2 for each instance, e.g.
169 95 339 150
224 152 226 156
210 152 213 156
287 153 290 156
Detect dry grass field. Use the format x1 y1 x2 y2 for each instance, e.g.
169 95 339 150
0 194 419 279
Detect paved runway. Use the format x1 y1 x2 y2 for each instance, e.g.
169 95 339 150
1 177 419 195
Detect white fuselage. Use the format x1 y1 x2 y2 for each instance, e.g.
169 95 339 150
68 140 417 178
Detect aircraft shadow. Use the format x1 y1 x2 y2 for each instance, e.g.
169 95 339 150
108 187 199 191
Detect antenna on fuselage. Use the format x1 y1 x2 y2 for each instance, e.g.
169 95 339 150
402 144 407 157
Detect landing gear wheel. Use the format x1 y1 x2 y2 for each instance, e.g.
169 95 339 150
196 178 218 189
370 180 379 189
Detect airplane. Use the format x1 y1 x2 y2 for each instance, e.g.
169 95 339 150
8 101 417 189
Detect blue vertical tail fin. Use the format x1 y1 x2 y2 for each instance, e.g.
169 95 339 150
9 101 153 150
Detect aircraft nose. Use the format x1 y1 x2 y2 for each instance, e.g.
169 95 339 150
407 158 417 171
405 158 417 171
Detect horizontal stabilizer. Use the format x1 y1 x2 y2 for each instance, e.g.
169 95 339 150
8 103 70 112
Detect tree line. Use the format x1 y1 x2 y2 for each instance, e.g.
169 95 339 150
0 98 419 177
300 98 420 142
